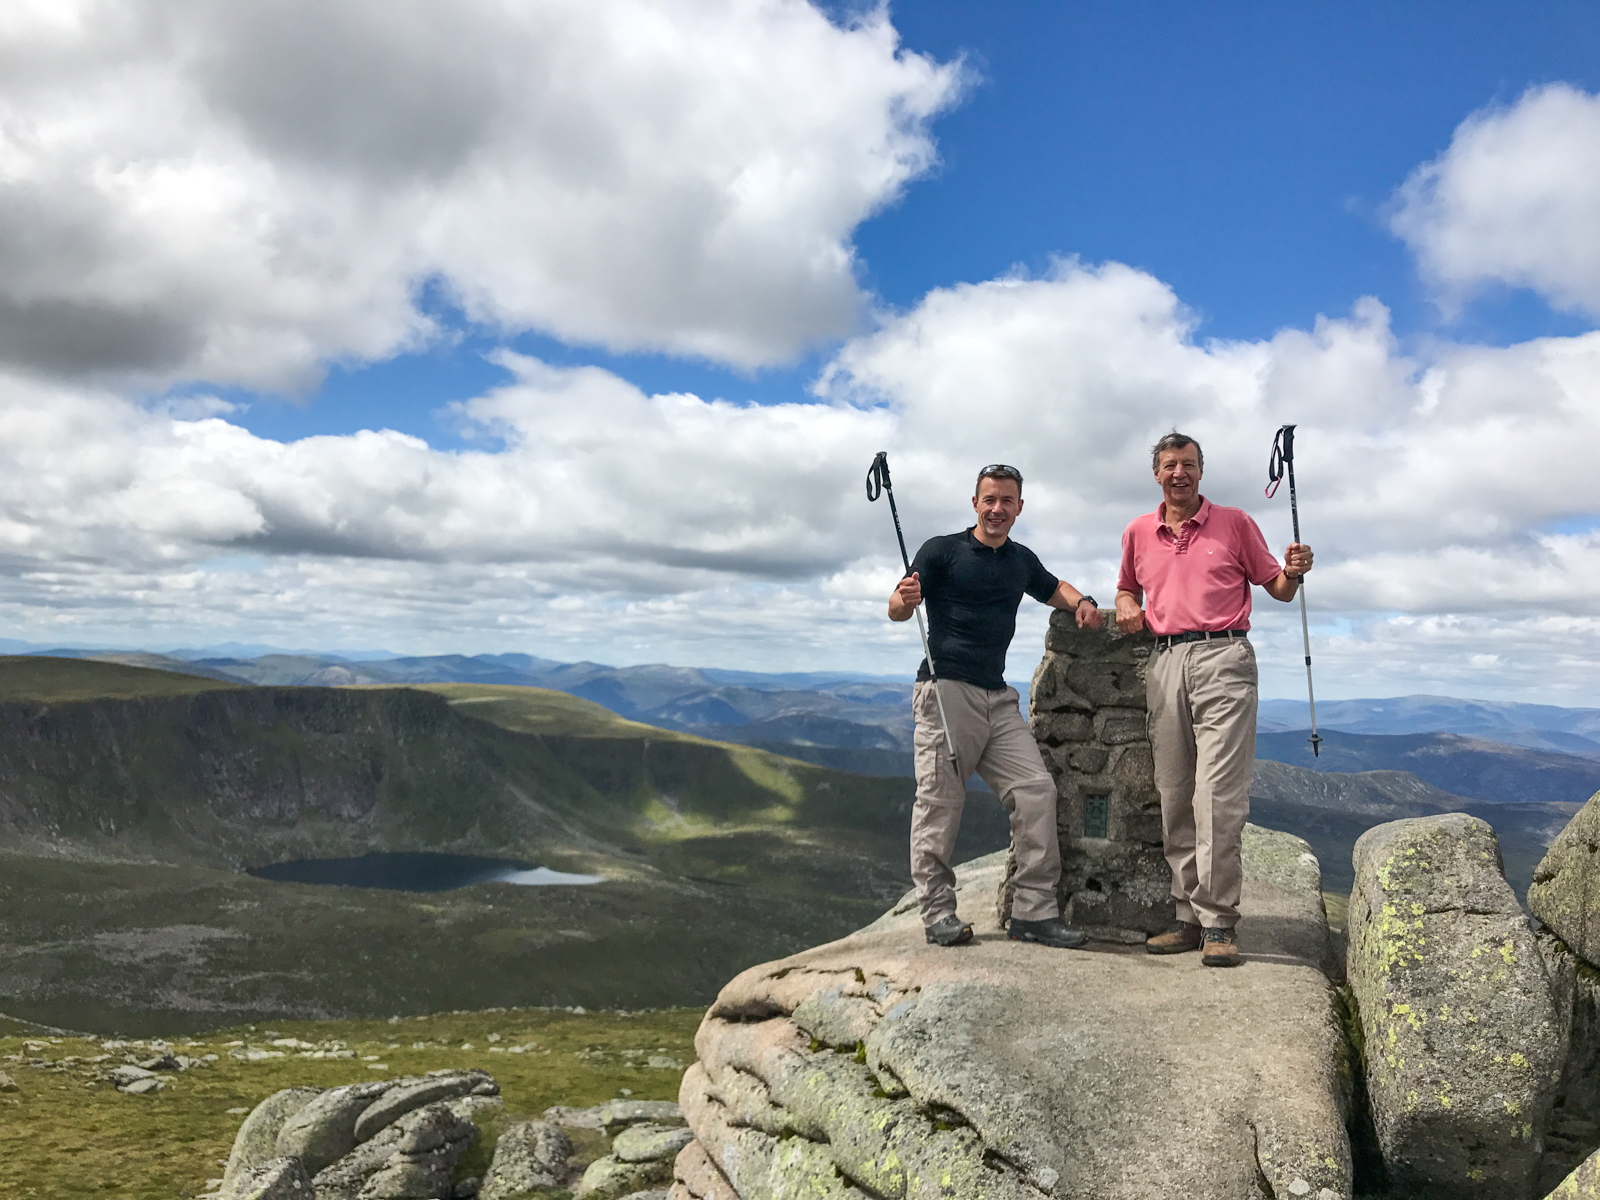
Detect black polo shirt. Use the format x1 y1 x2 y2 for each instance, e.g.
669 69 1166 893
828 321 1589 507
910 528 1059 690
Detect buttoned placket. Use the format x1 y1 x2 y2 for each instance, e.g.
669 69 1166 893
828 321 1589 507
1159 520 1199 555
1157 499 1209 556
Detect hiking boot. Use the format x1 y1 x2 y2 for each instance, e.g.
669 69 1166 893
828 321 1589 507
1007 917 1088 949
925 914 973 947
1145 920 1202 955
1201 926 1241 967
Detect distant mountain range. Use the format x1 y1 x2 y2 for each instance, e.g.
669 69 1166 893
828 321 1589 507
1246 757 1579 894
1259 695 1600 757
1255 729 1600 807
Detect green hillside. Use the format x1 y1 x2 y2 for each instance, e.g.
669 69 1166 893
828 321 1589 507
0 654 243 701
412 682 937 842
411 682 691 739
0 661 1007 1033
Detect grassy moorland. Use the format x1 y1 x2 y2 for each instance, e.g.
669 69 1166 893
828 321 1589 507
0 1007 699 1200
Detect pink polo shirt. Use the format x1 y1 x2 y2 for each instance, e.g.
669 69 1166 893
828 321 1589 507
1117 497 1283 635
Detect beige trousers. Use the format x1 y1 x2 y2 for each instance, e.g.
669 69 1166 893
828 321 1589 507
1146 637 1257 929
911 679 1061 924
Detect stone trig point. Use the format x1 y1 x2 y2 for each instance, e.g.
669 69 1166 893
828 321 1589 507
1007 608 1170 939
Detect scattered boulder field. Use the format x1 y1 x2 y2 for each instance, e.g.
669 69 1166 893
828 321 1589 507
216 1074 687 1200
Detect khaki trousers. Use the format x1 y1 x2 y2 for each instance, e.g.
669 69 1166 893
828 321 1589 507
911 680 1061 924
1146 637 1257 929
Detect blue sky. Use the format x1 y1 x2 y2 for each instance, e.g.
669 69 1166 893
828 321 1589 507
5 1 1600 701
212 2 1600 448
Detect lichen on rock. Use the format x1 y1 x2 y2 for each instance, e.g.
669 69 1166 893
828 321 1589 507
311 1100 477 1200
1347 813 1564 1199
575 1153 674 1200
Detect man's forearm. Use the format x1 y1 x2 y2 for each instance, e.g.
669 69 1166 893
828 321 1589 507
888 595 914 621
1263 570 1301 602
1047 581 1086 610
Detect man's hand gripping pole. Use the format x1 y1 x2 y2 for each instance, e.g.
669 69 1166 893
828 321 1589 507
866 452 960 772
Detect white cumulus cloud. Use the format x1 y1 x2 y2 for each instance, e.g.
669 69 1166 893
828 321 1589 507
0 0 962 388
1391 83 1600 317
6 258 1600 698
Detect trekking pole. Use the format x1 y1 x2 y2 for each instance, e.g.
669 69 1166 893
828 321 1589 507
866 452 960 772
1266 425 1322 757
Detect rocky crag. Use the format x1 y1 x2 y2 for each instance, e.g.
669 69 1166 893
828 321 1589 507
676 827 1349 1200
665 616 1600 1199
215 1070 688 1200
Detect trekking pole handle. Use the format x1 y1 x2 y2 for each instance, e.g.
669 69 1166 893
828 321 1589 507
1266 423 1295 502
865 451 914 576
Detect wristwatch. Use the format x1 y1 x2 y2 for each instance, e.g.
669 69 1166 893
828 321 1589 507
1076 594 1098 609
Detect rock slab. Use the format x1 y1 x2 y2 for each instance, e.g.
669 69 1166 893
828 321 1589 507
578 1155 674 1200
223 1087 323 1188
1531 788 1600 969
599 1099 686 1132
221 1156 313 1200
353 1069 496 1143
613 1123 693 1164
1347 814 1564 1199
479 1119 574 1199
676 827 1351 1200
312 1101 476 1200
276 1081 394 1176
1547 1146 1600 1199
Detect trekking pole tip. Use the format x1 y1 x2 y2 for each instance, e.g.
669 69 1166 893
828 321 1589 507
1309 731 1322 757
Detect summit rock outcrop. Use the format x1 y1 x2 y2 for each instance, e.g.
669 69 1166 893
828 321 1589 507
674 826 1351 1200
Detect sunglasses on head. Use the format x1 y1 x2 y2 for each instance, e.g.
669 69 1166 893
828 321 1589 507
978 464 1023 484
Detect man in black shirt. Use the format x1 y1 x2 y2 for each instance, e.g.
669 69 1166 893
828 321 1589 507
889 464 1103 948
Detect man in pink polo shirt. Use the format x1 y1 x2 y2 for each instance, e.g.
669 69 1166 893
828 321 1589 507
1115 431 1313 967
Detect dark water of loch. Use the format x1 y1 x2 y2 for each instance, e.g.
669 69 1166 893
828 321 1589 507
248 852 602 892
